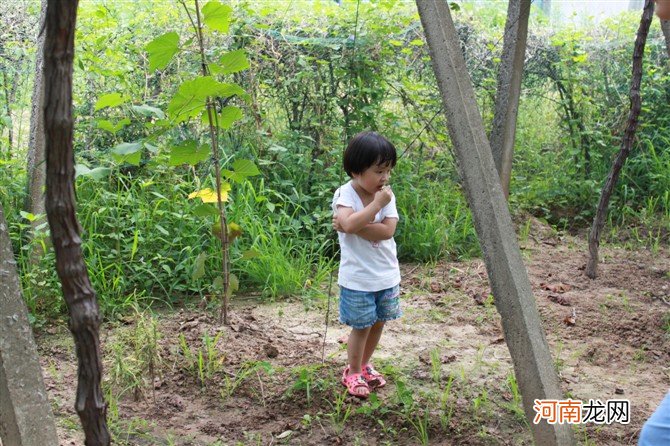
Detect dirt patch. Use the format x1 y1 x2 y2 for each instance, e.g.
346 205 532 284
37 227 669 445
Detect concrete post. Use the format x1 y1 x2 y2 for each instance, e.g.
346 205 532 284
415 1 575 444
0 203 58 446
489 0 531 198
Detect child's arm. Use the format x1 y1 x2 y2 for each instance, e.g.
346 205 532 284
334 187 393 234
355 217 398 241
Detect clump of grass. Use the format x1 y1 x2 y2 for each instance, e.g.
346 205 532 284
106 307 162 402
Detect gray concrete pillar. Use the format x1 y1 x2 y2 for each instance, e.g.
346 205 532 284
0 203 58 446
415 1 575 444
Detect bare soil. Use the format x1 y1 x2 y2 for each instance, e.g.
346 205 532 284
38 221 670 446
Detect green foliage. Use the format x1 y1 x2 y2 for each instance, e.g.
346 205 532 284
1 0 668 325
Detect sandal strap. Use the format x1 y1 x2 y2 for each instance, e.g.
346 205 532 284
364 364 382 377
342 372 369 396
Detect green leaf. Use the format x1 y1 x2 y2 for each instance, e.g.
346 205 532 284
219 49 250 74
212 276 224 291
228 273 239 297
202 1 232 33
111 142 143 165
201 106 243 129
19 211 38 222
167 77 244 123
96 118 130 134
232 159 260 178
192 203 219 217
192 252 207 281
169 140 210 166
94 93 129 111
222 159 260 184
132 104 165 119
75 164 112 181
146 32 180 71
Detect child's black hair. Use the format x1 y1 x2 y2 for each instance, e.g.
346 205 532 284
343 131 397 177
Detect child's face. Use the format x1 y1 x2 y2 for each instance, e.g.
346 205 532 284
352 162 392 196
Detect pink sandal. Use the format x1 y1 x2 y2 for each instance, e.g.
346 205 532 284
341 367 370 398
362 363 386 389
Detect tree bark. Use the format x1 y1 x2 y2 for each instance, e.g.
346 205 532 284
661 20 670 58
26 0 48 257
43 1 110 444
0 202 59 446
586 0 654 279
489 0 531 198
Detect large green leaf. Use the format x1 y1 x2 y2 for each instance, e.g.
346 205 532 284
191 203 219 217
232 159 260 177
94 93 129 111
146 32 179 71
219 49 250 74
202 1 232 33
223 158 260 183
75 165 111 181
218 106 243 129
111 141 143 165
132 104 165 119
167 77 244 122
201 106 243 129
192 252 207 281
96 118 130 134
169 140 210 166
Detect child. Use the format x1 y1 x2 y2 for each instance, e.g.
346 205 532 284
331 131 401 398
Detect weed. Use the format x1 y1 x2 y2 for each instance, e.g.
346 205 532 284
392 378 430 445
221 360 274 401
179 331 225 387
472 388 490 419
502 372 527 425
439 373 456 430
324 390 353 436
106 308 162 401
287 363 324 405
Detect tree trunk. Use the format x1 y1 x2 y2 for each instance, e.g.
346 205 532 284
586 0 654 279
489 0 531 198
661 20 670 58
43 1 110 444
26 0 48 258
0 202 59 446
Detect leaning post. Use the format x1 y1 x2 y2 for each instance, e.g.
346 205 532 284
415 1 576 444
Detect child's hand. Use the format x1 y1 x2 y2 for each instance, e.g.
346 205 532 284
332 214 344 232
373 185 393 208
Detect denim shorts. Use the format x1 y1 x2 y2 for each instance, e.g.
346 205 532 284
639 391 670 445
339 285 401 329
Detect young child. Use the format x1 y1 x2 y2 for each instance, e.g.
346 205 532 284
331 131 401 398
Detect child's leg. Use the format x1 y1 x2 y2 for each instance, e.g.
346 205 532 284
362 320 385 365
347 326 371 374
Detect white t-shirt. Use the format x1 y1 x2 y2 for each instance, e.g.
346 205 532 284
332 181 401 292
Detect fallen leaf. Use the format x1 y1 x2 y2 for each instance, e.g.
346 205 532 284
276 430 292 440
548 294 572 306
541 282 572 293
473 291 488 305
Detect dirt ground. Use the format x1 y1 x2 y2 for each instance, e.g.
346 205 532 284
37 220 670 446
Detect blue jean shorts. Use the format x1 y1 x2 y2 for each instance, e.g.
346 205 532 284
339 284 401 329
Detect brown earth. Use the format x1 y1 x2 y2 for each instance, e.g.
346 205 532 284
37 221 669 445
